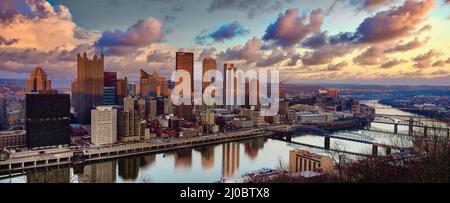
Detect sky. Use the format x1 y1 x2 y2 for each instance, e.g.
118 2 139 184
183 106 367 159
0 0 450 85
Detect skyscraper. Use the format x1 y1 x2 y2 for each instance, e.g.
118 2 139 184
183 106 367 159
152 70 168 97
202 57 216 92
72 53 104 124
26 92 71 148
91 106 117 146
223 63 237 111
116 77 128 106
140 69 156 98
103 72 117 105
176 52 194 121
26 66 52 93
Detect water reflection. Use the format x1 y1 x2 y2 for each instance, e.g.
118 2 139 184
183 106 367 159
118 157 139 180
81 161 116 183
27 167 70 183
194 146 215 171
243 137 267 160
174 149 192 169
222 142 240 178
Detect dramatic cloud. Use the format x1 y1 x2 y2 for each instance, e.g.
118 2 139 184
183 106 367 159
431 60 446 67
327 61 348 71
330 0 435 44
95 17 164 56
384 37 429 53
0 36 18 46
146 50 173 63
301 43 354 66
380 59 407 68
353 46 385 66
218 37 264 63
256 49 287 67
197 47 217 62
263 8 324 48
207 0 295 18
195 21 249 44
413 49 441 62
354 0 435 43
302 31 328 49
350 0 393 10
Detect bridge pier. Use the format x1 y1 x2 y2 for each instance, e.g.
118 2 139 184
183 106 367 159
286 134 291 142
372 145 378 156
424 127 428 137
324 136 330 150
394 124 398 134
447 129 450 139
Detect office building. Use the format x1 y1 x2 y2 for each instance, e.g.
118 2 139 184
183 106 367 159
327 88 339 99
140 69 156 98
103 72 117 105
26 92 71 148
116 77 128 106
26 67 52 93
124 96 146 121
72 53 104 124
223 63 238 112
175 52 194 121
118 109 141 143
202 57 216 92
288 149 334 175
91 106 117 146
0 130 26 149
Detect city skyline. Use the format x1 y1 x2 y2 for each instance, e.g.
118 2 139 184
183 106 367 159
0 0 450 86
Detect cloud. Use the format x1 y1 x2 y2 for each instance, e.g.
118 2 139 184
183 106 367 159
263 8 324 48
0 0 72 22
301 43 354 66
329 0 435 44
353 46 385 66
384 37 429 53
256 49 287 67
350 0 393 10
207 0 295 18
197 47 217 62
380 58 407 68
146 50 173 63
327 61 348 71
0 36 18 46
412 49 442 62
430 69 449 75
431 60 446 67
217 37 264 63
195 21 249 44
302 31 329 49
95 17 164 56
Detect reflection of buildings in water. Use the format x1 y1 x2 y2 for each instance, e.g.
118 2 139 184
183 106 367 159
194 146 215 171
118 157 140 180
27 167 70 183
82 160 117 183
174 149 192 169
222 142 240 178
243 137 267 160
139 154 156 169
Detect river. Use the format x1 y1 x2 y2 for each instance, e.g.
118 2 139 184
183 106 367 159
0 100 430 183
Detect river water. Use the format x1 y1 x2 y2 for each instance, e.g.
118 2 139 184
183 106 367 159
0 101 428 183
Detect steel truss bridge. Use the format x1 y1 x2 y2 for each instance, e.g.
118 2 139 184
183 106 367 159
371 114 450 137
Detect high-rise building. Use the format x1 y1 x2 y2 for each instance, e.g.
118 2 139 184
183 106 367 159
26 67 52 93
175 52 194 121
26 92 70 148
103 72 117 105
118 109 140 143
152 71 169 97
202 57 216 92
288 149 334 175
116 77 128 106
124 96 146 121
0 98 7 130
91 106 117 146
72 53 104 124
326 88 339 99
140 69 156 98
223 63 238 111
